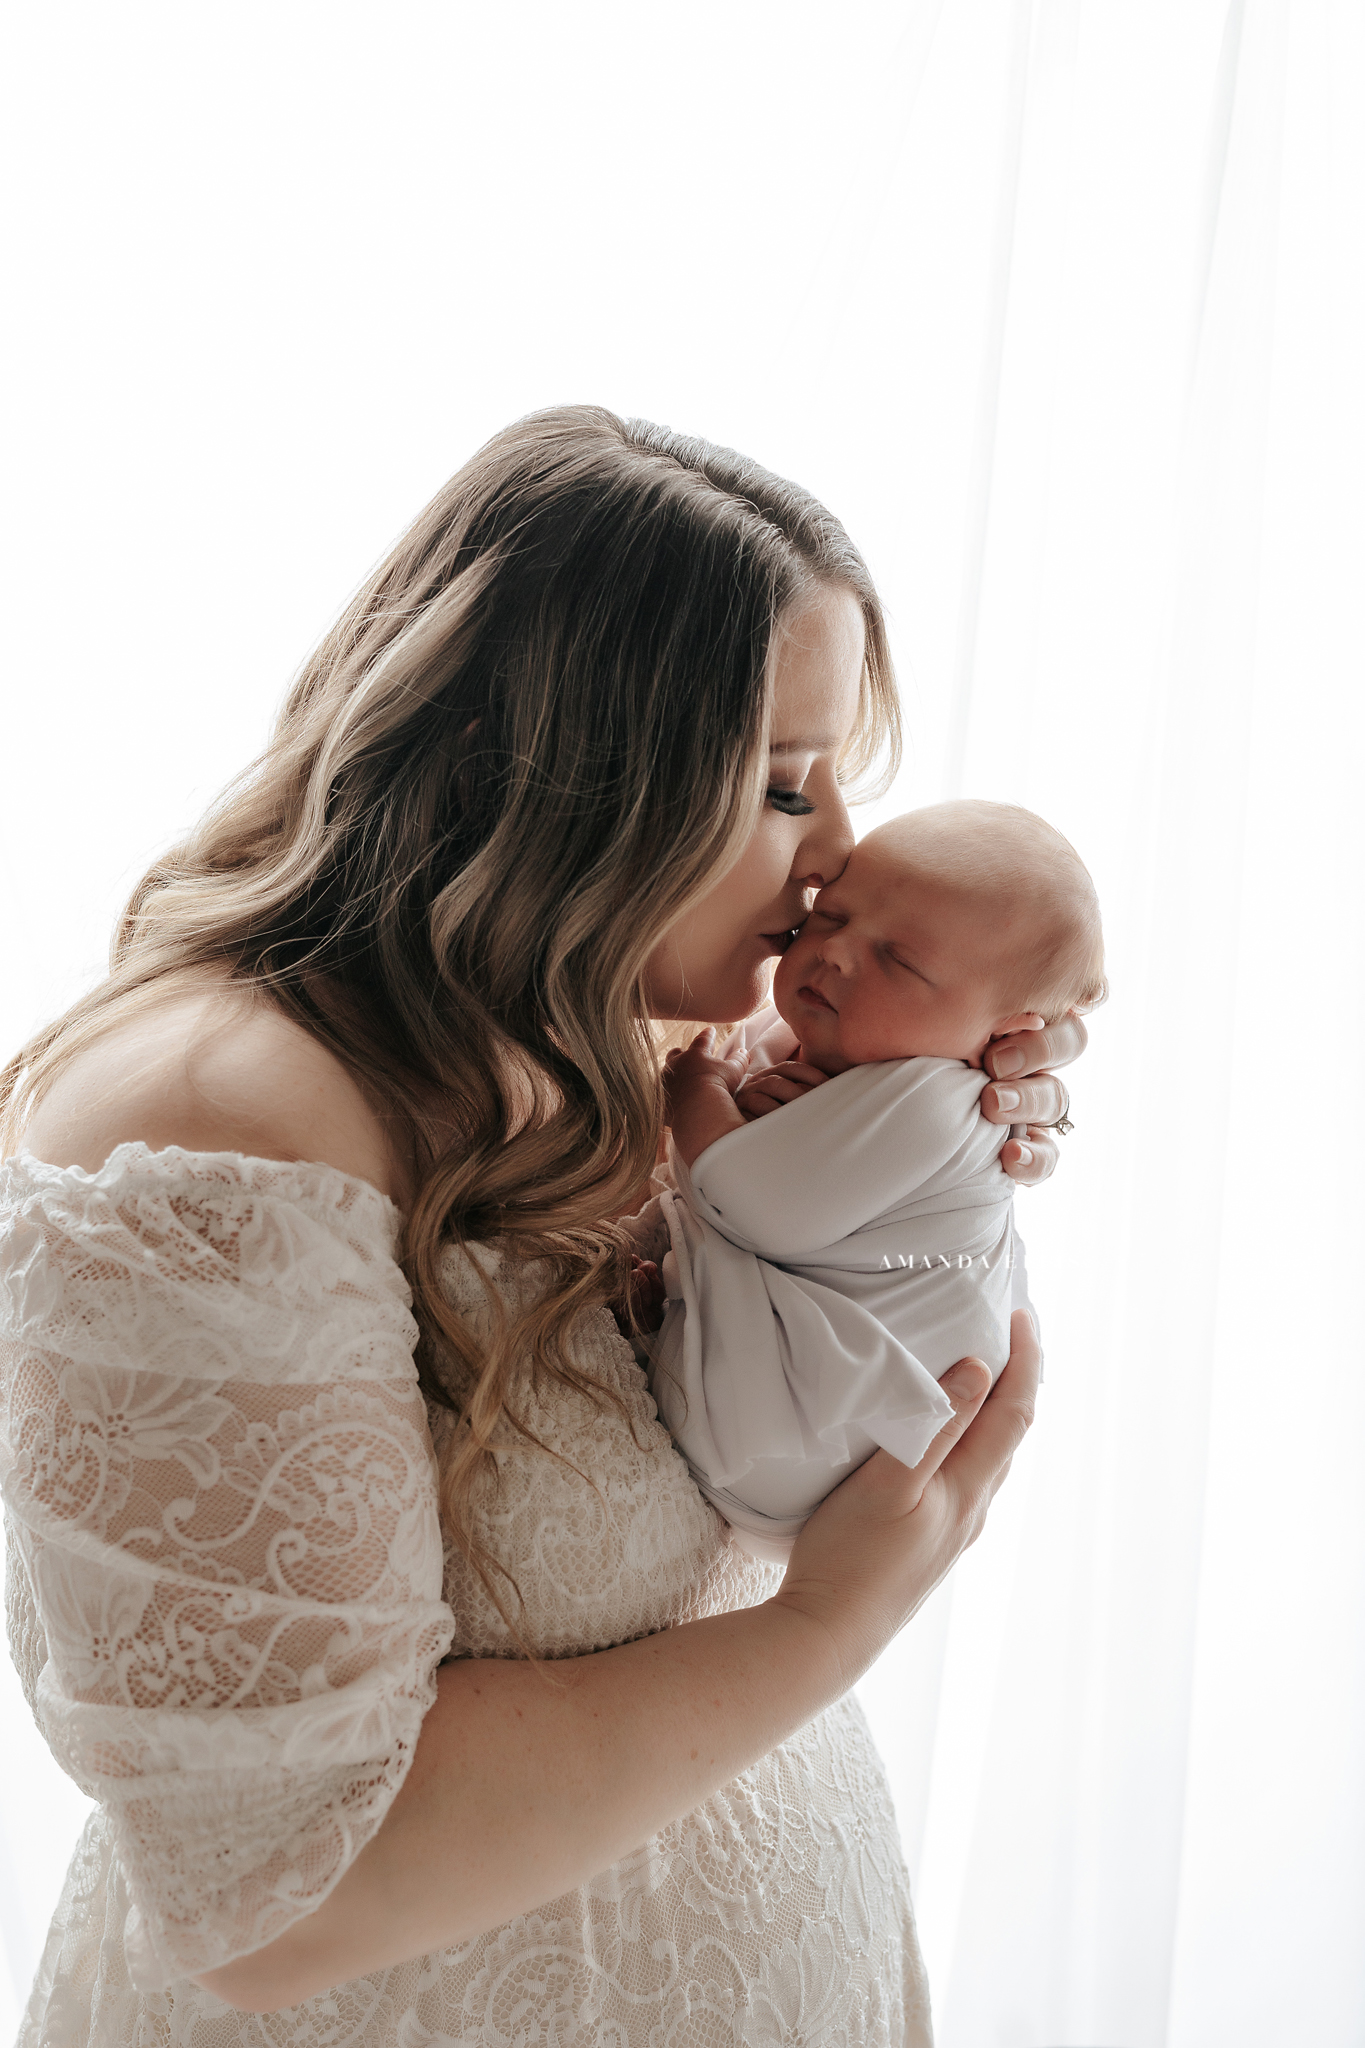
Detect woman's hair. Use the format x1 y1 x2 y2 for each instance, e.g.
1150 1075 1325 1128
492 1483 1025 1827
1 405 899 1625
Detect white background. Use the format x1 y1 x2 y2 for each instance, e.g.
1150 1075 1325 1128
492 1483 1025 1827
2 4 1362 2044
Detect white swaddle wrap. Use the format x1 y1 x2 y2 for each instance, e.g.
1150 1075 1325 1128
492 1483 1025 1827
649 1007 1034 1561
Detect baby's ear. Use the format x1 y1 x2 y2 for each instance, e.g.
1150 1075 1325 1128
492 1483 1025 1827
990 1012 1048 1041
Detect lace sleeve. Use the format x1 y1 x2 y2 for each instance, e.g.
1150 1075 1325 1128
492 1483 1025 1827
0 1145 454 1992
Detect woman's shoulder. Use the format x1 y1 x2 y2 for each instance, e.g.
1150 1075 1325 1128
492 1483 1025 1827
18 972 409 1209
3 982 417 1367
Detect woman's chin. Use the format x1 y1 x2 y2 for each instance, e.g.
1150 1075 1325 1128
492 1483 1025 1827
645 943 781 1027
694 961 774 1026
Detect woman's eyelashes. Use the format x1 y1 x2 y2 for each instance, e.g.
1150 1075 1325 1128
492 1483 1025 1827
767 785 817 816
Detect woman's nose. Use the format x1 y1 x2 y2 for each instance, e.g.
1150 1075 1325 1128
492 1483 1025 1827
790 789 855 896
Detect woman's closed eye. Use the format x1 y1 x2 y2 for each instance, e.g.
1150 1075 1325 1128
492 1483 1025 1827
767 786 817 817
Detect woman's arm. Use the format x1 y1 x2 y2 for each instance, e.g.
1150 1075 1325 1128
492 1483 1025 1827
199 1313 1038 2012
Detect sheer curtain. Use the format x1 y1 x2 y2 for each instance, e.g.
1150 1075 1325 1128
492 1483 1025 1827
852 6 1365 2047
2 4 1360 2043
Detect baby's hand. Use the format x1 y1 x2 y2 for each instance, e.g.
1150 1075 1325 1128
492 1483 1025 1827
614 1256 667 1337
663 1029 751 1167
734 1058 830 1121
663 1030 749 1116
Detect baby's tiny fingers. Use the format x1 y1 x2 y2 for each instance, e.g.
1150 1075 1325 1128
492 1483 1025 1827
741 1075 812 1107
735 1086 786 1119
765 1061 830 1089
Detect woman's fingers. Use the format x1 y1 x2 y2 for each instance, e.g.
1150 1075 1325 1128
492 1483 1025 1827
981 1071 1070 1126
913 1356 993 1478
999 1127 1058 1184
857 1356 992 1515
982 1009 1084 1177
776 1318 1039 1667
938 1311 1040 1508
984 1007 1088 1083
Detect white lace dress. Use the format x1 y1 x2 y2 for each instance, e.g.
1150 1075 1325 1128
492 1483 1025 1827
0 1146 933 2048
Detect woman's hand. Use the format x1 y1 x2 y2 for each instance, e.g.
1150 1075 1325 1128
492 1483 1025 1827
773 1310 1041 1687
981 1009 1088 1187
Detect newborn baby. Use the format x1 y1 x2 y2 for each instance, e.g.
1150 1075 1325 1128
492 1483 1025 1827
644 798 1105 1562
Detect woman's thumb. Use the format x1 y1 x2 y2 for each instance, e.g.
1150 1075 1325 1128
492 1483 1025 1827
940 1357 991 1403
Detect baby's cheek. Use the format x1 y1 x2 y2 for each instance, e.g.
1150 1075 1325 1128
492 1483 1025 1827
843 984 907 1061
835 986 875 1047
771 947 802 1012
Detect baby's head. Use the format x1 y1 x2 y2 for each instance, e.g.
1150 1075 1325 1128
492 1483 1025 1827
772 800 1106 1075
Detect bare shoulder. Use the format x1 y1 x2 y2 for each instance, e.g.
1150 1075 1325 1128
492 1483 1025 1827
19 976 408 1206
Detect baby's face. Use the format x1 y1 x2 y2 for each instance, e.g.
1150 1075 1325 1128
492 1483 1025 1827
771 836 1041 1075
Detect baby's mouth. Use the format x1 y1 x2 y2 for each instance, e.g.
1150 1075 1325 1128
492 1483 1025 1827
797 982 837 1013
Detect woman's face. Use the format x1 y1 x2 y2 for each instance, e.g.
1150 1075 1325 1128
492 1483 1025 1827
643 582 865 1023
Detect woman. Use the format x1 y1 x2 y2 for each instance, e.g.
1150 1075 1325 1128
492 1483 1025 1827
0 408 1075 2046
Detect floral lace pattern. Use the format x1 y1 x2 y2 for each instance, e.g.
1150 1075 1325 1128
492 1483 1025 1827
1 1148 932 2047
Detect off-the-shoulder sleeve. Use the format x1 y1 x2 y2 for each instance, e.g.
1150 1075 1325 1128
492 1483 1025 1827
687 1056 1000 1256
0 1144 454 1992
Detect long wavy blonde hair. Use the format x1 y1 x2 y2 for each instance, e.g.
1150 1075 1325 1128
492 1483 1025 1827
1 405 899 1618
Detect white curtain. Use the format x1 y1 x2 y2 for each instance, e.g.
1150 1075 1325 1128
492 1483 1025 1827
2 5 1360 2043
